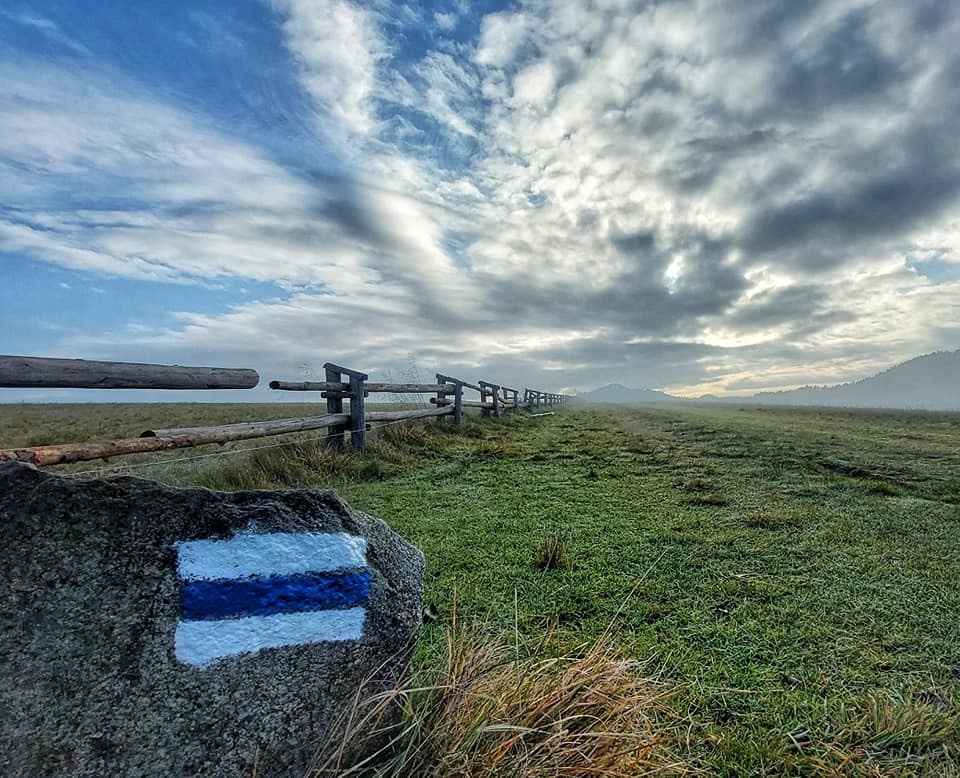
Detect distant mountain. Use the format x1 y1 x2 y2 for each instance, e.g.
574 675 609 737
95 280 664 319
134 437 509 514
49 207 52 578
578 383 681 404
578 350 960 410
740 350 960 410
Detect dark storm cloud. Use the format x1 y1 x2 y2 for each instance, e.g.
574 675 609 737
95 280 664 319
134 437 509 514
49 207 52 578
739 142 960 266
718 7 960 268
528 337 717 367
473 228 748 340
611 229 656 256
771 10 903 114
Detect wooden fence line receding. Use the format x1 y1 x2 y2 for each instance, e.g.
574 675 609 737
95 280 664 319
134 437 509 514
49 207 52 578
0 356 259 390
0 352 572 466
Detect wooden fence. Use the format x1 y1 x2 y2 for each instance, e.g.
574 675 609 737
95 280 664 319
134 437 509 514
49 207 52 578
0 355 571 467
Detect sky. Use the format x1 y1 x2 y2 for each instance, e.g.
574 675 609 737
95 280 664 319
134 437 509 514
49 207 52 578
2 0 959 401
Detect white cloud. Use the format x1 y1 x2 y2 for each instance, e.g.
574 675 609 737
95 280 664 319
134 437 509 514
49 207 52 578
510 60 557 109
434 12 457 32
272 0 386 139
474 12 532 68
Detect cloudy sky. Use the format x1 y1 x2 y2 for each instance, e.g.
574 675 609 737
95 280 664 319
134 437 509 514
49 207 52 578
2 0 959 400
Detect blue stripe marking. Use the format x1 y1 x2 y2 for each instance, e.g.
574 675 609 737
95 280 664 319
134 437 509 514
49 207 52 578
180 571 371 621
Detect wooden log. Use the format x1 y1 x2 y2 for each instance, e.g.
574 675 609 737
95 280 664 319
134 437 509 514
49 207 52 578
430 398 492 409
1 414 350 467
439 377 481 393
322 362 367 379
142 415 346 438
0 356 259 390
270 380 457 394
367 383 456 394
269 381 347 392
366 406 454 422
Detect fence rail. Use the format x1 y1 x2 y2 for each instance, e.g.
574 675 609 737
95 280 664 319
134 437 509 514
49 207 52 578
0 355 259 390
0 355 572 467
269 381 458 394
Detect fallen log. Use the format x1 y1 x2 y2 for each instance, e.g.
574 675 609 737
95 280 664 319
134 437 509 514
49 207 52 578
0 414 350 467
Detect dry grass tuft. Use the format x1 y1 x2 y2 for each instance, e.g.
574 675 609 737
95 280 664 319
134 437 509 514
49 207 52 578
314 623 688 777
806 692 959 774
533 530 568 570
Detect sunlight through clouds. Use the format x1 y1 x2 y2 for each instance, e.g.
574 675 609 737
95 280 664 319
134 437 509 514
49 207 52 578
1 0 959 396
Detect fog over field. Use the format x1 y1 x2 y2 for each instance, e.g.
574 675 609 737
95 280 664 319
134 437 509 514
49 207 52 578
582 349 960 410
2 1 959 401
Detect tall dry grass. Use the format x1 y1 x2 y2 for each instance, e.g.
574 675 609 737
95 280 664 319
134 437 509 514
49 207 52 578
313 620 689 777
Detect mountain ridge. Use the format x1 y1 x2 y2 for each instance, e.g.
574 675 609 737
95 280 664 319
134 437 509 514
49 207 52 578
578 350 960 410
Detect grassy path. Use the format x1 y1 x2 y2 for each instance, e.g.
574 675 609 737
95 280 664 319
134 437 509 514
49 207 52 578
334 406 960 775
3 403 958 773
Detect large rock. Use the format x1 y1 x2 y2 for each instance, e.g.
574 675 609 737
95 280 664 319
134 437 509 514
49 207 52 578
0 462 424 777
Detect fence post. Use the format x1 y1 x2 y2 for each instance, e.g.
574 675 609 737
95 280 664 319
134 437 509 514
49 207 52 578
323 365 345 448
479 380 500 418
435 373 447 420
454 382 463 425
323 363 367 451
436 374 464 426
349 373 366 451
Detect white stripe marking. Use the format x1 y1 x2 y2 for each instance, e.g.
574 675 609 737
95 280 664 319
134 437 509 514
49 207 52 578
175 607 366 667
177 531 367 581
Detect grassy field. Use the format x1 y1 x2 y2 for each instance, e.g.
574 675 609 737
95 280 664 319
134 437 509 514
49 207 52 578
2 402 959 775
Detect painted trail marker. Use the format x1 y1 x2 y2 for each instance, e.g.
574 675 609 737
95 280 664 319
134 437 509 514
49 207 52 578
0 463 424 777
175 532 371 666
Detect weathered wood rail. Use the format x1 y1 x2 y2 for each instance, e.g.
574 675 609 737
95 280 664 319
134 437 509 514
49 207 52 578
0 355 259 390
0 356 571 466
3 414 350 467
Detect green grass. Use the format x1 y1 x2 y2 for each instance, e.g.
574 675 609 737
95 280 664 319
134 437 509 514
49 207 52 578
2 402 959 774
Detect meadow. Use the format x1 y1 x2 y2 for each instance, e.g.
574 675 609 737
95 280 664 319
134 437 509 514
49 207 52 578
2 402 958 775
